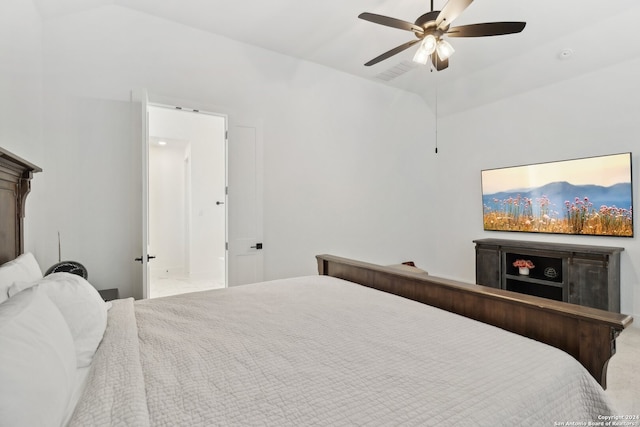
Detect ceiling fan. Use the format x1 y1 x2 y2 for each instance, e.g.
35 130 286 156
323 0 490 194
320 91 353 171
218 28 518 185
359 0 526 71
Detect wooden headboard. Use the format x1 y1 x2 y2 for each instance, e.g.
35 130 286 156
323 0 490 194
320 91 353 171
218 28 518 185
0 147 42 264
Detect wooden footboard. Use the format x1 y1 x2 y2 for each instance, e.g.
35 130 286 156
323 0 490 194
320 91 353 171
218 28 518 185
317 254 633 389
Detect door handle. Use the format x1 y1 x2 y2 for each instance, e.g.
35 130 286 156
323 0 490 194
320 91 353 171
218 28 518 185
135 255 157 263
216 201 224 205
250 243 263 250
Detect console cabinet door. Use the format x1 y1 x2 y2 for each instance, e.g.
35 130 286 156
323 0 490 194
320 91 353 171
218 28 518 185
476 245 500 288
568 256 609 311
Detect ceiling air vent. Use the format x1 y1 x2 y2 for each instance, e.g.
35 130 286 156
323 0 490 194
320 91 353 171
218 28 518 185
374 61 419 82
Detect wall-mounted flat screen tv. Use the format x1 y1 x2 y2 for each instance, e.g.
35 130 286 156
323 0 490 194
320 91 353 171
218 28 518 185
481 152 633 237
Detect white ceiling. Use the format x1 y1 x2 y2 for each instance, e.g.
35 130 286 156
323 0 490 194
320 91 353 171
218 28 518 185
33 0 640 115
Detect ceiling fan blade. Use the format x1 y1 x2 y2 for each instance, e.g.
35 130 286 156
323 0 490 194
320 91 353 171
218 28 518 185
359 12 424 33
431 53 449 71
446 22 526 37
364 39 421 66
435 0 474 30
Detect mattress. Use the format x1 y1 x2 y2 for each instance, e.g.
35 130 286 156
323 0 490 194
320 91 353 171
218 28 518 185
69 275 616 426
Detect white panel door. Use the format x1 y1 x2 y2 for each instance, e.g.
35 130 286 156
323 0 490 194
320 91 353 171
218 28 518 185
131 88 151 299
228 121 263 286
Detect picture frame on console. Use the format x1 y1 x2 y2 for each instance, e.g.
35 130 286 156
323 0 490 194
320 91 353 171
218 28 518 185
481 152 633 237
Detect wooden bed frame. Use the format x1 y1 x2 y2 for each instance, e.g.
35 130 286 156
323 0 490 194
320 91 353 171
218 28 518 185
0 147 41 264
317 254 633 389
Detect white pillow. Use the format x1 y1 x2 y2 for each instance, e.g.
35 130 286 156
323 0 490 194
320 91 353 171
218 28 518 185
9 273 108 368
0 286 77 427
0 252 43 304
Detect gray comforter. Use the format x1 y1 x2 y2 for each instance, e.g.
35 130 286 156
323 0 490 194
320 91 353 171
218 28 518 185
70 275 617 426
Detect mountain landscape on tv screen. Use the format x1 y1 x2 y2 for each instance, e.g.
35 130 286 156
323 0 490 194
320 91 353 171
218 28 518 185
483 181 632 214
482 181 633 236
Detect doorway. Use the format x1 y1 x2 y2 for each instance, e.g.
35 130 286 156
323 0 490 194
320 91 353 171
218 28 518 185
147 105 227 298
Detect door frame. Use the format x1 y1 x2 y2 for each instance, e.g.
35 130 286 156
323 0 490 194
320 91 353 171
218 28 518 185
133 90 264 298
144 101 229 299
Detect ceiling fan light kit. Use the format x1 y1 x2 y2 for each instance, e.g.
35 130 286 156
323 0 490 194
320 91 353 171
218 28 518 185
413 35 437 64
359 0 526 71
436 39 455 61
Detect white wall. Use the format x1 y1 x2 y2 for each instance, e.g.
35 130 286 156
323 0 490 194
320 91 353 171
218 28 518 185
38 94 142 294
0 0 44 257
261 70 438 278
433 58 640 319
38 5 433 297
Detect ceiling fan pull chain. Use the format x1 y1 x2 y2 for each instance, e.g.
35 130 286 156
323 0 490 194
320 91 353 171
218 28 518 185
435 76 439 154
